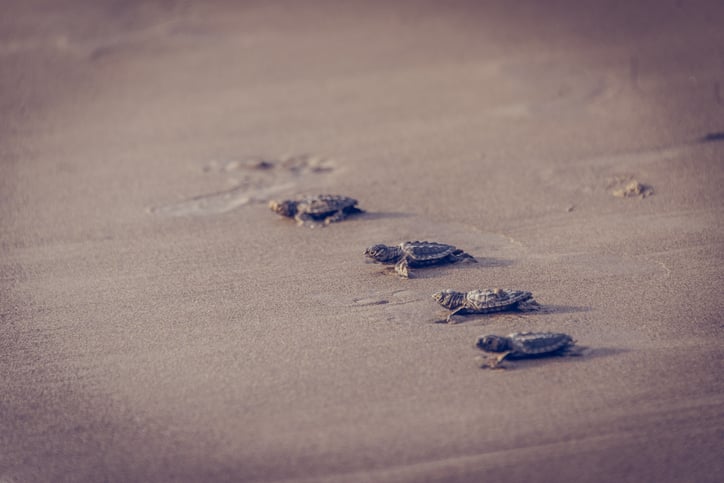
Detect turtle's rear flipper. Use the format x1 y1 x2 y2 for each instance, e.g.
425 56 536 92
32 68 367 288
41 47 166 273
559 344 585 357
324 210 347 225
324 206 364 224
346 206 365 215
517 300 541 312
451 249 477 263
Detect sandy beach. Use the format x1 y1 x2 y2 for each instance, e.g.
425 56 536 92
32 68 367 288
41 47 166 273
2 1 723 481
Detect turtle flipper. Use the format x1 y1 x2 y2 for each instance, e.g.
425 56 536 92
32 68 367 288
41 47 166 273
493 351 512 368
324 210 347 225
450 249 477 263
476 351 512 369
345 206 365 215
447 307 465 324
294 212 317 227
395 259 411 278
560 344 585 357
517 299 541 312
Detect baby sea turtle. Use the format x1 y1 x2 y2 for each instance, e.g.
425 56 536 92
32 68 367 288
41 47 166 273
269 194 363 226
364 241 476 278
475 332 576 368
433 288 538 323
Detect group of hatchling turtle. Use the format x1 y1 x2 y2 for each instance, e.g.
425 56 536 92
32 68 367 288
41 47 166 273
269 194 580 368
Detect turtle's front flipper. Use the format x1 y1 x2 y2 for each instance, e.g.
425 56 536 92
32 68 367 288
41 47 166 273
324 210 347 225
295 212 318 228
446 307 465 324
475 351 511 369
476 351 512 369
395 259 411 278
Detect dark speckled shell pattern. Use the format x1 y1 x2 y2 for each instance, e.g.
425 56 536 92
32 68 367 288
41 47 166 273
298 194 358 214
465 289 533 312
507 332 573 356
400 241 456 261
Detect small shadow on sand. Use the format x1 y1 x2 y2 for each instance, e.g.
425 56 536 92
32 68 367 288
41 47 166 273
537 305 592 315
364 254 510 280
434 304 590 324
697 131 724 144
359 211 414 221
475 257 513 268
480 346 629 370
579 346 630 359
432 309 533 325
365 259 483 280
395 261 482 280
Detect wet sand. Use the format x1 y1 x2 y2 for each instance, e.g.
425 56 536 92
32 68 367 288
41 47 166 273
2 1 723 481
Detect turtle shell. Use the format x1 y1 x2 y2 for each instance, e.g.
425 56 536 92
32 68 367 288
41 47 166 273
507 332 574 356
466 289 532 309
297 195 358 215
400 241 456 261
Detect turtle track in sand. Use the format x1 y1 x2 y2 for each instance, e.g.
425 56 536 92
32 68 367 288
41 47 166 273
148 153 336 216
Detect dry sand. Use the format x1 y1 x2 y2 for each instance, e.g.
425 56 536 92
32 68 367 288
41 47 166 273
2 1 723 481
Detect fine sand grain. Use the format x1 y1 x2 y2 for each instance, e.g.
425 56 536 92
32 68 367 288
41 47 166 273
2 1 723 482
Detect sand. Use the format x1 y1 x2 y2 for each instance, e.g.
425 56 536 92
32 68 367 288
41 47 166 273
2 1 723 481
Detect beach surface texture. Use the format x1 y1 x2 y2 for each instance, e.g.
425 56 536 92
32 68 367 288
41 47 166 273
2 1 723 481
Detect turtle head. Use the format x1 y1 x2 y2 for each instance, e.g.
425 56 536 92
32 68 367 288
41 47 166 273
269 199 297 217
476 335 511 353
364 244 397 262
432 289 464 309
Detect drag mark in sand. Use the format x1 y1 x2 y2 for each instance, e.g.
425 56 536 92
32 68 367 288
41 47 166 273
641 258 672 279
148 182 296 216
313 289 433 324
314 289 421 309
149 154 336 216
655 260 672 279
498 233 525 248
